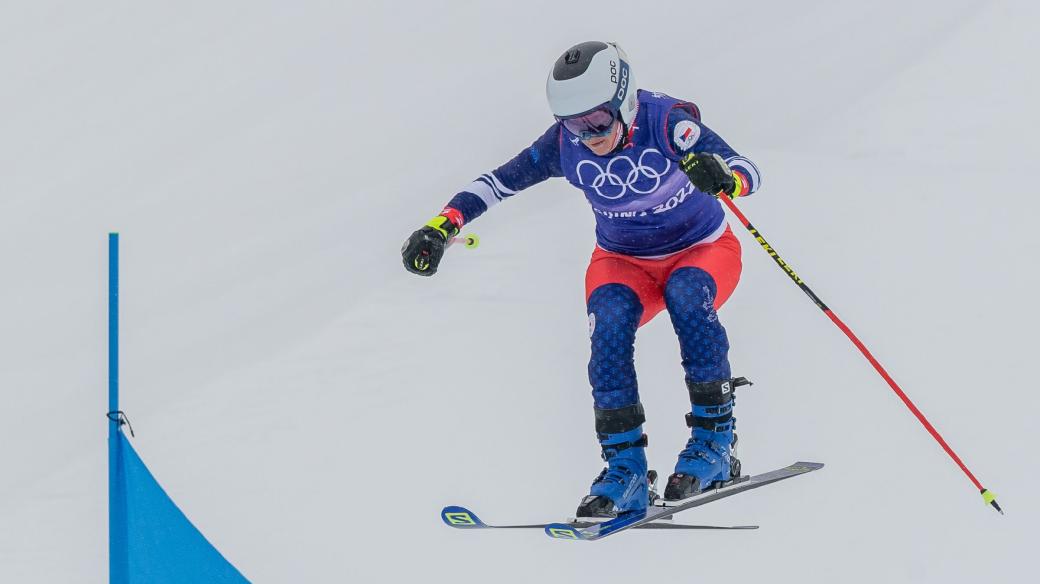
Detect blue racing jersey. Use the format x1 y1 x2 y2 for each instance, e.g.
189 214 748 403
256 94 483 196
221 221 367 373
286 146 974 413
442 90 761 257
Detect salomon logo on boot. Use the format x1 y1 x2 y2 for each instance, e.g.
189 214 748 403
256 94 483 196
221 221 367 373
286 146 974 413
664 378 747 502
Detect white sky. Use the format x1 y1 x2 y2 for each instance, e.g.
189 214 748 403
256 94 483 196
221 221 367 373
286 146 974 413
0 1 1036 582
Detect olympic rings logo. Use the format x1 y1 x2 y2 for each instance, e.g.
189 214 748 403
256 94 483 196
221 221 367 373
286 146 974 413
575 149 672 200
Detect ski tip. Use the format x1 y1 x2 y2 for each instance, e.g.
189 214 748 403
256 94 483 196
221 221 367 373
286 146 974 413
441 506 488 528
980 489 1004 515
791 461 825 472
545 522 584 541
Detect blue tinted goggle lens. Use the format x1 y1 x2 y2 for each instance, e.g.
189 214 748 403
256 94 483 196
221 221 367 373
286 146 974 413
559 107 617 140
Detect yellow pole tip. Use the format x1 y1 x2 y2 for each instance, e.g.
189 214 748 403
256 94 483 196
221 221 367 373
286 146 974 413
980 489 1004 514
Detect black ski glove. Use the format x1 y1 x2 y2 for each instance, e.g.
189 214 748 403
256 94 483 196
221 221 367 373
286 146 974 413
680 152 739 199
401 215 459 276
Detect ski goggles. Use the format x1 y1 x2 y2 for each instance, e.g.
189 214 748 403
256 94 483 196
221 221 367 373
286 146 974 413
558 105 618 140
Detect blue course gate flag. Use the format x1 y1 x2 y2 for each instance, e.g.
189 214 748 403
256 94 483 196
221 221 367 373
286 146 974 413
108 233 249 583
109 431 250 583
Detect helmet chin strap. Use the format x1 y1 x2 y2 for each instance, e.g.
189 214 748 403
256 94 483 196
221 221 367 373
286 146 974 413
604 124 625 153
614 122 635 153
605 119 636 155
615 100 640 152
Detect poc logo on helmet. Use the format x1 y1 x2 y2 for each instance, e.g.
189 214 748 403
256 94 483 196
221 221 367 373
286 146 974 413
616 67 628 100
609 61 628 100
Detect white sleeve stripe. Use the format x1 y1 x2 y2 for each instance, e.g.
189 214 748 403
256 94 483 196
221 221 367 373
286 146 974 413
462 172 517 209
726 156 761 189
464 179 501 208
477 176 505 200
485 172 517 196
476 176 499 200
727 156 759 182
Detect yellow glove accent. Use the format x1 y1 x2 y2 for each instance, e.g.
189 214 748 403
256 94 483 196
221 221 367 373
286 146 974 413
424 215 458 239
728 172 746 200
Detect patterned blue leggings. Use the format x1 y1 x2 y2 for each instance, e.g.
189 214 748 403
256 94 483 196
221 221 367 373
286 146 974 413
587 267 731 409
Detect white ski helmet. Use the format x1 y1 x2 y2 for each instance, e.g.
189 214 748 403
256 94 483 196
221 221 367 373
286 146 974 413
546 41 638 127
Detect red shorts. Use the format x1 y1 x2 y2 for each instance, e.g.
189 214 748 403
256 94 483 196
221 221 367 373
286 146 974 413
584 226 742 327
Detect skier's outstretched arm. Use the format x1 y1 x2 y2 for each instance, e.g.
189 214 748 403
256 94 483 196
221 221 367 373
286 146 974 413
401 125 564 276
664 109 761 199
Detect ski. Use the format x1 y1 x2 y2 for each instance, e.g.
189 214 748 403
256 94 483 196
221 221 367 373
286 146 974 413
441 506 757 531
544 461 823 541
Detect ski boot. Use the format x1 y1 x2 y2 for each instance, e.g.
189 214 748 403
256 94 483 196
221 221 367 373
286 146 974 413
576 404 651 519
664 377 750 502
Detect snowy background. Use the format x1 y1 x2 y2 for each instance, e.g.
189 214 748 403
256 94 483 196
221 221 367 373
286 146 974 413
1 1 1037 582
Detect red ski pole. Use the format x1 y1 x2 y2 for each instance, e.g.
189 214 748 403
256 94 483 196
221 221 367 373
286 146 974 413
718 194 1002 515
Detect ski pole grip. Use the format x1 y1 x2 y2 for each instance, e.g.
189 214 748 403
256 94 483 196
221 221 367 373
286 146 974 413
449 234 480 250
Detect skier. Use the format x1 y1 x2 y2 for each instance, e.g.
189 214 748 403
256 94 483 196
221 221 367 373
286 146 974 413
402 41 761 518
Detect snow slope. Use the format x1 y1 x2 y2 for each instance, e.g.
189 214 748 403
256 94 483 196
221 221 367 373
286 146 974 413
1 1 1036 582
